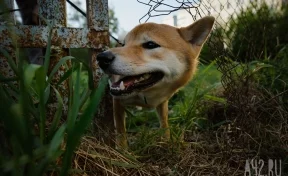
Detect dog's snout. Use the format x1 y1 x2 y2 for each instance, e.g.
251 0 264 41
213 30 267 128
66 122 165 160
96 51 115 70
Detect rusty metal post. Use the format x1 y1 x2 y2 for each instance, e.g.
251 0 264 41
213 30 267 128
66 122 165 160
87 0 115 146
38 0 70 118
0 0 16 84
1 0 112 145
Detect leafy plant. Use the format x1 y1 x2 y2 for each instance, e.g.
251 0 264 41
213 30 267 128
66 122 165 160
227 2 288 62
0 24 107 176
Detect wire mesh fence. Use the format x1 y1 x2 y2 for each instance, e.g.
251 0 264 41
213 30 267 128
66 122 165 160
136 0 288 115
136 1 288 171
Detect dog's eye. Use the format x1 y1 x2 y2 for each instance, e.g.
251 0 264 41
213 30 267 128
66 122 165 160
142 41 160 49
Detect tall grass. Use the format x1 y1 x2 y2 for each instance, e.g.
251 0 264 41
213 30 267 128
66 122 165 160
0 25 107 175
126 61 224 152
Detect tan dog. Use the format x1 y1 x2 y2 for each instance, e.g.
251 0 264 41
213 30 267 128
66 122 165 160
97 16 215 148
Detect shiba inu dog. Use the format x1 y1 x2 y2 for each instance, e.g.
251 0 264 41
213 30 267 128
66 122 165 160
97 16 215 148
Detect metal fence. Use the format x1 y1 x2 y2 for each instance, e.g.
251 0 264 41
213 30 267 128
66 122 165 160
0 0 114 145
136 0 288 119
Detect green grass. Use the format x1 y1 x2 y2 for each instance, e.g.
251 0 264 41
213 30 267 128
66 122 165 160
125 62 224 149
0 24 107 176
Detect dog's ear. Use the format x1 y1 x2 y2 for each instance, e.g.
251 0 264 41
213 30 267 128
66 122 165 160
178 16 215 46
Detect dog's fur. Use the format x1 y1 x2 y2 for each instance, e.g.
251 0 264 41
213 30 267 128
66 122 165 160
97 16 215 148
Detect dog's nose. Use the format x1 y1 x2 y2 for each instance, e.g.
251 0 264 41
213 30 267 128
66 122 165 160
96 51 115 70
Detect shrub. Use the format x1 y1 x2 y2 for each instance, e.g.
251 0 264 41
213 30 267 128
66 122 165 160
227 3 288 62
200 27 225 64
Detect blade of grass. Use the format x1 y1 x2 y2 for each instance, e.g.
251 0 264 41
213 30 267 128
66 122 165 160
35 67 47 144
204 94 227 104
67 63 82 132
18 48 34 156
47 86 63 141
47 56 75 83
79 88 91 111
56 64 79 86
60 75 108 176
23 64 41 88
47 124 66 160
32 125 66 176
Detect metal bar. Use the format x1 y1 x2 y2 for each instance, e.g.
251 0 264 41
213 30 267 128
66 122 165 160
87 0 114 147
38 0 70 118
0 0 16 86
86 0 109 31
0 26 109 48
38 0 67 26
0 46 16 79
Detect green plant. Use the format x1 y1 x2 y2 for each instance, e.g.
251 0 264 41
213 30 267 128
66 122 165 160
126 61 224 153
227 2 288 62
170 62 224 130
251 46 288 105
200 27 225 64
0 25 107 176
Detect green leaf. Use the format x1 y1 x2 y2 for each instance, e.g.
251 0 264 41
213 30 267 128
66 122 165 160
23 64 41 88
56 64 79 86
35 67 47 144
60 75 108 176
47 124 65 160
47 86 63 141
79 88 91 111
44 84 51 104
67 63 82 133
47 56 75 83
204 95 227 104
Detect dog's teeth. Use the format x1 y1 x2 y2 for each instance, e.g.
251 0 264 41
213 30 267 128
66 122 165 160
120 81 125 90
110 86 120 91
108 79 112 87
111 75 122 83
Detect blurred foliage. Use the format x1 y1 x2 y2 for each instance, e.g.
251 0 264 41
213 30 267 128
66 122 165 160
227 3 288 62
223 2 288 105
109 8 119 35
200 27 225 64
252 46 288 106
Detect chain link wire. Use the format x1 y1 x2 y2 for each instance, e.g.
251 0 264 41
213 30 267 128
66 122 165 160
136 0 284 119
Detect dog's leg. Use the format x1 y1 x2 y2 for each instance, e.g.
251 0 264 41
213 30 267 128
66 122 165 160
156 100 170 139
113 98 128 148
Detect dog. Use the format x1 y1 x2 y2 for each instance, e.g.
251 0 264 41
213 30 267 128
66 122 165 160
97 16 215 148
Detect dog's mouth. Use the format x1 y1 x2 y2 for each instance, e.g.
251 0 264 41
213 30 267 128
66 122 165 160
109 72 164 96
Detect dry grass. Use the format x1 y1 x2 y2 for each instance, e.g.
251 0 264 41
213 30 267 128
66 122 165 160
67 81 288 176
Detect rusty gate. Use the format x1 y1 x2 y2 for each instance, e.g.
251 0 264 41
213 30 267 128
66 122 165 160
0 0 114 145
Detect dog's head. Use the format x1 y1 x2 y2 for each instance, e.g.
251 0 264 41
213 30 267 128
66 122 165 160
97 16 215 103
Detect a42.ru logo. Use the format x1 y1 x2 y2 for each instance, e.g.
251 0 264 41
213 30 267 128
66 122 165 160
245 159 282 176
